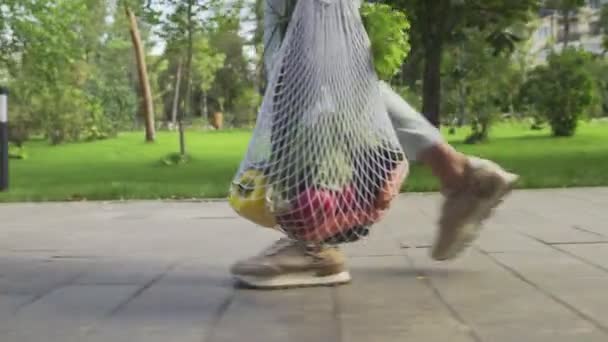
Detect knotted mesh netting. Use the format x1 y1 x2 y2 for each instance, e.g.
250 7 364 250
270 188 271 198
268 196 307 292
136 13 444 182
229 0 408 244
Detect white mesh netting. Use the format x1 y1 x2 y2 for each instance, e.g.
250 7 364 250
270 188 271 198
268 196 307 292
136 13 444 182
229 0 408 244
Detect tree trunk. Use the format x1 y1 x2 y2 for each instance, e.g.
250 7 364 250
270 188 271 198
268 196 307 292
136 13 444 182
182 0 194 121
480 116 490 141
178 120 186 156
422 41 443 128
563 10 571 48
458 81 466 127
125 6 155 142
420 0 449 128
199 94 205 124
176 0 194 157
171 60 183 130
202 89 208 118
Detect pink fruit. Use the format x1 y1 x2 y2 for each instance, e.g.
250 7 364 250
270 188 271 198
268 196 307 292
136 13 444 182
337 185 357 213
279 188 334 233
376 160 408 210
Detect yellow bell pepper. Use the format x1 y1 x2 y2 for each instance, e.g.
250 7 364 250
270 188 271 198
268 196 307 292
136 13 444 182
229 169 277 228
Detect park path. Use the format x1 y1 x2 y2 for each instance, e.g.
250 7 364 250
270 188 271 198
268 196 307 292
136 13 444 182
1 188 608 341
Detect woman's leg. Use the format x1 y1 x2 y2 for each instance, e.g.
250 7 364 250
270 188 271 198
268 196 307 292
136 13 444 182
230 0 351 289
379 81 519 261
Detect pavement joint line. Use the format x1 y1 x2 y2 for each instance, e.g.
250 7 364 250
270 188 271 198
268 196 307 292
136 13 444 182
477 246 608 335
509 223 608 246
556 191 608 209
400 244 432 249
202 291 236 342
547 241 608 246
347 254 408 258
569 225 607 239
518 232 608 275
401 249 482 342
105 261 179 317
14 270 87 314
331 287 344 342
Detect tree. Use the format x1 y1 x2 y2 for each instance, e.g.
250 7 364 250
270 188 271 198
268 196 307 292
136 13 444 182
544 0 586 48
1 0 161 144
442 28 523 143
381 0 539 127
587 56 608 117
192 34 225 119
520 48 597 136
208 3 255 126
600 4 608 54
97 1 141 132
124 2 156 142
1 0 114 143
158 0 225 120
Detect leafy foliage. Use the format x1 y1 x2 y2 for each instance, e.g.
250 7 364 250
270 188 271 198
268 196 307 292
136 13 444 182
442 28 525 143
360 3 411 81
380 0 540 125
0 0 148 144
520 49 597 137
601 4 608 54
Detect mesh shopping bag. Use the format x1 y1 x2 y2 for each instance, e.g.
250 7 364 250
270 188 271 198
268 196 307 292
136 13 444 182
229 0 408 244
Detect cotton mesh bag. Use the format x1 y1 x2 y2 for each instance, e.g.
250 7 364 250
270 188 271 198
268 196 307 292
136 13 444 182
229 0 408 244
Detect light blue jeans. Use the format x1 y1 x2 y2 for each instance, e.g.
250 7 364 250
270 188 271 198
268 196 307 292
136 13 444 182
263 0 444 161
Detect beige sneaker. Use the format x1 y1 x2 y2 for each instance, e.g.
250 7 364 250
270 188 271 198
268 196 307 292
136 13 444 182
230 238 351 289
431 157 519 261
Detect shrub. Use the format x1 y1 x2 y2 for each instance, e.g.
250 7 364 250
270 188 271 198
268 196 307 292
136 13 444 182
519 49 597 137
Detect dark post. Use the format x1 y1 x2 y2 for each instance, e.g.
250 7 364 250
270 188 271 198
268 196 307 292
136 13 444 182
0 87 8 191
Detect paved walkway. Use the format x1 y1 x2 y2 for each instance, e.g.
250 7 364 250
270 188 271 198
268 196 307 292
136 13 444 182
1 188 608 341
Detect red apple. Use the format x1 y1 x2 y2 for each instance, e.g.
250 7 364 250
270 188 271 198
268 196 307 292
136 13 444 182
277 188 338 239
336 185 357 213
376 160 408 210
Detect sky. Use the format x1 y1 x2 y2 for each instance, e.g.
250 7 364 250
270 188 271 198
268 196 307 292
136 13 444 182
149 0 257 58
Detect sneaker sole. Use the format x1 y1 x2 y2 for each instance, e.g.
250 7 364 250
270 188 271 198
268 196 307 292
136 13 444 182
234 271 352 290
432 172 519 261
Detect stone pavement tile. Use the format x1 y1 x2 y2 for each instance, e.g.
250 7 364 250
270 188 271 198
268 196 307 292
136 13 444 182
407 248 607 342
492 208 607 244
557 244 608 271
384 197 438 249
11 285 137 342
160 259 234 287
474 224 552 254
1 188 607 342
209 287 337 342
75 259 175 286
0 294 32 338
0 201 236 226
340 224 404 257
84 264 233 342
559 188 608 207
84 286 231 342
0 257 88 297
398 193 441 217
133 202 237 221
337 256 475 342
394 215 437 249
486 247 608 332
101 203 237 222
503 192 608 239
0 294 31 316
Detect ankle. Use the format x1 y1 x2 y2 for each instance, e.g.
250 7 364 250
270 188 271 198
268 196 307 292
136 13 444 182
419 144 469 191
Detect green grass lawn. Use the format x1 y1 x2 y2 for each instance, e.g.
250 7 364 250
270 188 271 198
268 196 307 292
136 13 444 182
1 121 607 202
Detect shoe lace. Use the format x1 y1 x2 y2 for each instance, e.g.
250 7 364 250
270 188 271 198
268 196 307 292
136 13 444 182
262 238 325 260
262 238 297 256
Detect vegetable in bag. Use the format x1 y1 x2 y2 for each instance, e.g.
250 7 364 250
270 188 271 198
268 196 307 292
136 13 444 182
229 0 409 243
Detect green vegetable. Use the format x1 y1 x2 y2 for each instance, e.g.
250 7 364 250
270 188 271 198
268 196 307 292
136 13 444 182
361 3 411 80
